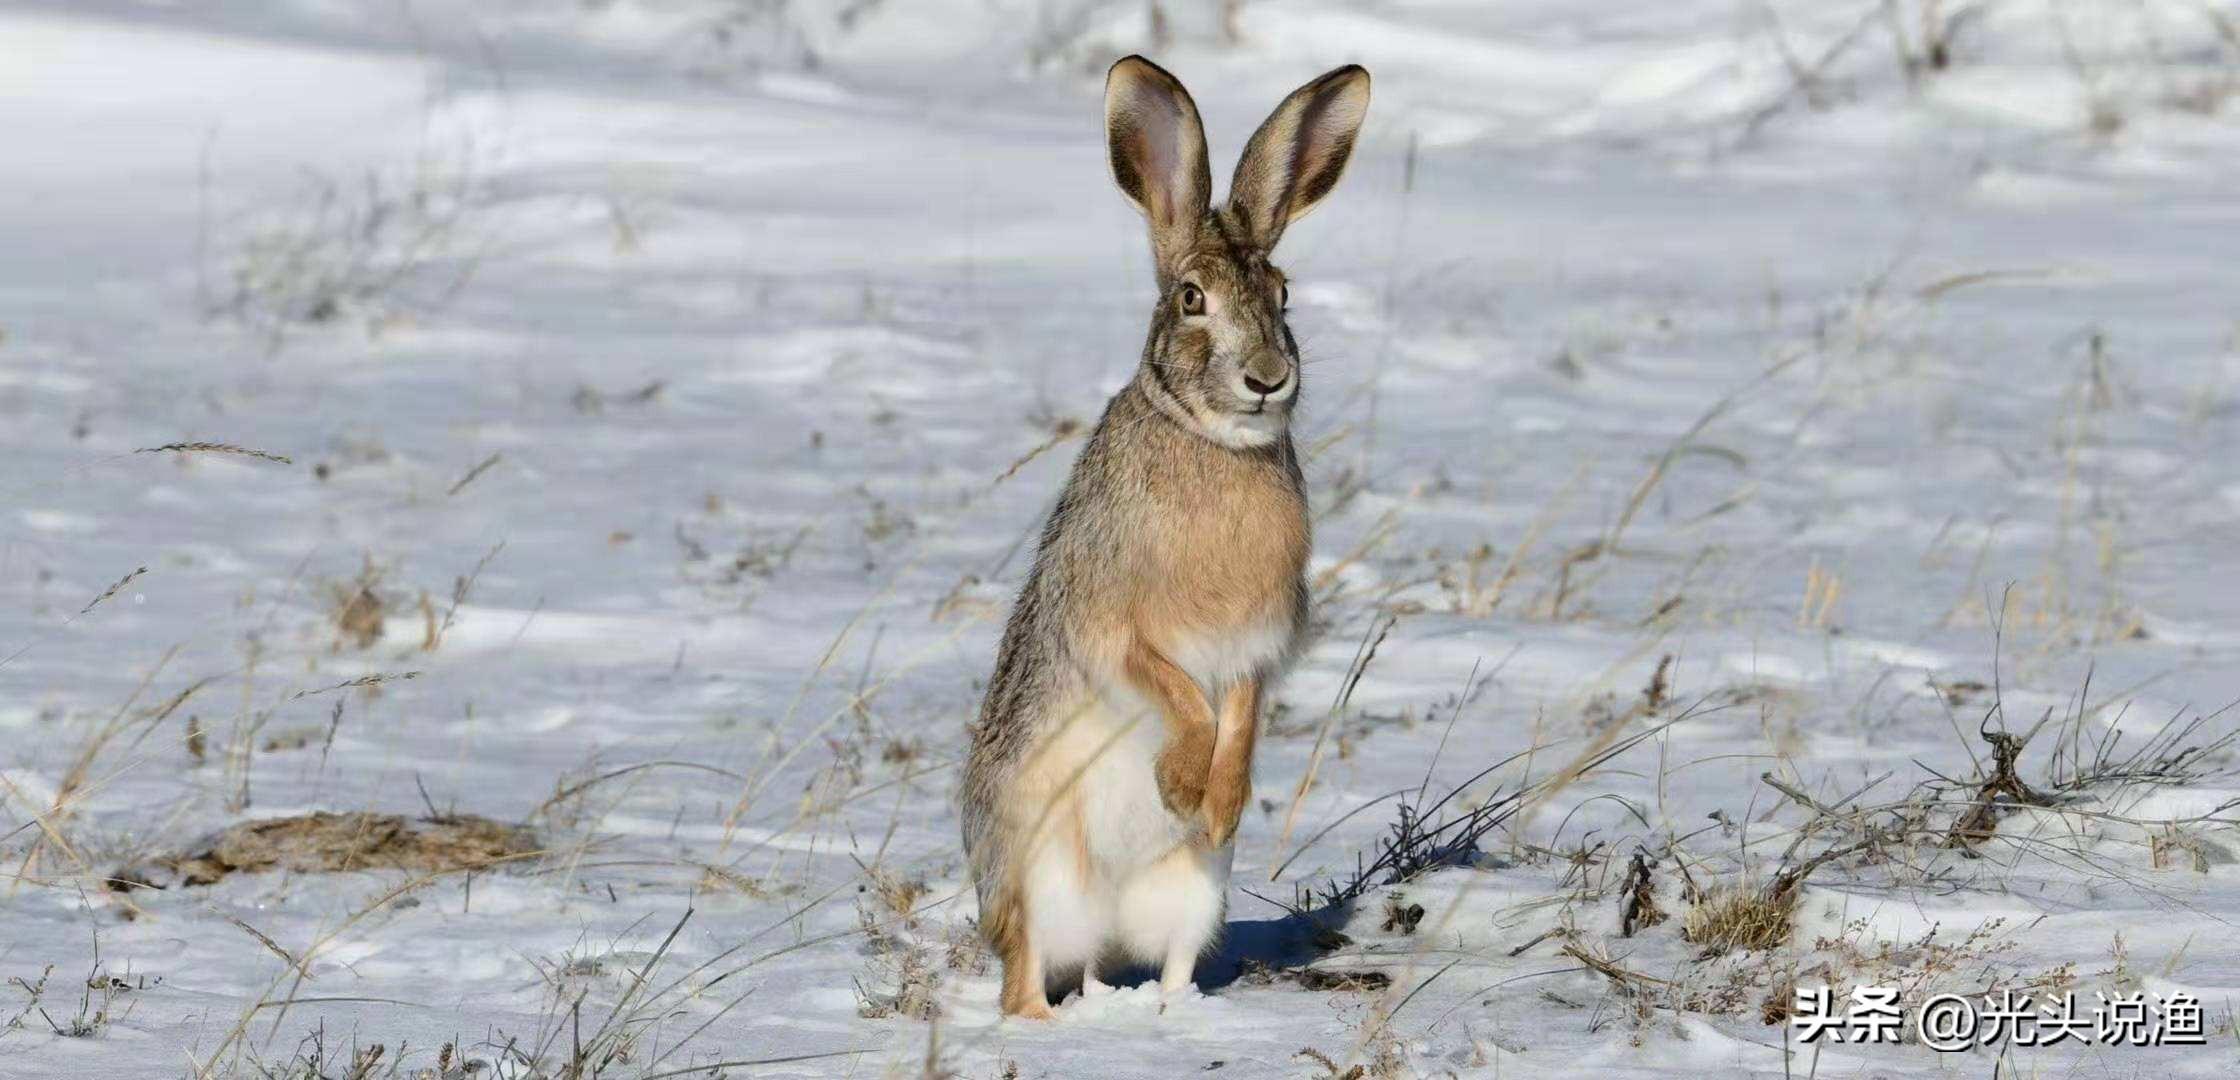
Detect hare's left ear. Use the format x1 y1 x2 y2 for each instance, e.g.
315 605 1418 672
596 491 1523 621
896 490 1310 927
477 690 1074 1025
1227 65 1371 251
1106 55 1212 277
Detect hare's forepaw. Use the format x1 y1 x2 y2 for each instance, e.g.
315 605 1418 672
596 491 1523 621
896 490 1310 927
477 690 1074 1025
1200 790 1243 848
1154 743 1210 817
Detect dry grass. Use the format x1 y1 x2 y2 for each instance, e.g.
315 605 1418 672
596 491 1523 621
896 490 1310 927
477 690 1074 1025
240 1024 415 1080
1295 1040 1410 1080
1679 884 1798 955
2 645 192 896
112 812 537 889
853 897 943 1022
426 542 504 652
860 862 930 920
1276 629 2240 1069
207 132 487 353
134 443 295 466
327 558 389 652
2 952 141 1043
1239 960 1394 995
200 902 880 1079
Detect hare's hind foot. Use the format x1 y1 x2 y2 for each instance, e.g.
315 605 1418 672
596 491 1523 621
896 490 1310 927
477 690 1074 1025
997 934 1055 1020
1004 993 1056 1021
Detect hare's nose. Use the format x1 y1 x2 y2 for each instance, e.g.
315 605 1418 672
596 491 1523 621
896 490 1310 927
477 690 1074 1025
1243 373 1286 396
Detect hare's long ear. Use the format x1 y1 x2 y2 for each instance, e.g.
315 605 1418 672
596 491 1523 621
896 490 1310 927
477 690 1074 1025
1106 55 1211 277
1227 65 1371 251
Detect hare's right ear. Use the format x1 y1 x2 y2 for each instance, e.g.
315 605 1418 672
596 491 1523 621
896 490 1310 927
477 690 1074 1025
1227 65 1370 251
1105 55 1210 277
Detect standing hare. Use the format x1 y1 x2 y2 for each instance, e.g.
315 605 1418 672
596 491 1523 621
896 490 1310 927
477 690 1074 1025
961 55 1371 1019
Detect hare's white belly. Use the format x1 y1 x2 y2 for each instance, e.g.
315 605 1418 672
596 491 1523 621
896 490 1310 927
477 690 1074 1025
1058 689 1191 877
1016 684 1229 975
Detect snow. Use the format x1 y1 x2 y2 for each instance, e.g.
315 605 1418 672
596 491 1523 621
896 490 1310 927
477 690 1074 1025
2 1 2238 1077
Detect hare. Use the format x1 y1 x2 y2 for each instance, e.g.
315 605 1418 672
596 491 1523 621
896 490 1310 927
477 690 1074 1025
960 55 1370 1019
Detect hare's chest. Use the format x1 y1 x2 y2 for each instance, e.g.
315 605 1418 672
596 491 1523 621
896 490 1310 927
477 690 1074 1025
1136 482 1307 687
1162 609 1298 692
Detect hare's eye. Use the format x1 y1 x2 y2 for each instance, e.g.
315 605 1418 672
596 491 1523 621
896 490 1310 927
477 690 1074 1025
1178 283 1205 316
1279 283 1289 309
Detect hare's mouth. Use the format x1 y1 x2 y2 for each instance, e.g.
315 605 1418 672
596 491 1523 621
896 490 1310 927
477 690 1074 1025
1229 390 1291 416
1224 378 1296 414
1235 392 1292 415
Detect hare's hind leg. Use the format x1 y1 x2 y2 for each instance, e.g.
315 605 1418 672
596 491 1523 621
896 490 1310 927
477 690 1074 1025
995 921 1054 1020
1002 784 1111 1018
1115 842 1232 996
980 866 1055 1019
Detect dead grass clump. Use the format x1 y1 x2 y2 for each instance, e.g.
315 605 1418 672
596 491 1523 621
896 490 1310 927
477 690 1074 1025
115 812 536 888
1380 894 1425 935
854 945 941 1021
1295 1035 1410 1080
1239 960 1394 994
673 516 812 606
862 865 928 919
2150 825 2213 872
1581 654 1673 735
327 558 388 651
1297 688 1696 911
259 728 319 753
252 1024 406 1080
1680 884 1798 955
5 962 133 1040
853 901 942 1021
942 921 989 976
211 140 485 352
1813 917 2020 1001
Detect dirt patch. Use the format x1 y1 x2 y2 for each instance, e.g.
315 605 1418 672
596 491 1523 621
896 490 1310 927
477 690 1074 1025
113 812 538 888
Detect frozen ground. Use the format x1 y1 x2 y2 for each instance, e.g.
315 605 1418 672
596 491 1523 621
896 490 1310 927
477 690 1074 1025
3 1 2239 1077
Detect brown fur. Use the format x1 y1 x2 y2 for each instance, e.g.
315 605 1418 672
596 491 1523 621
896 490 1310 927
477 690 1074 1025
1203 677 1262 848
960 55 1369 1018
997 931 1053 1020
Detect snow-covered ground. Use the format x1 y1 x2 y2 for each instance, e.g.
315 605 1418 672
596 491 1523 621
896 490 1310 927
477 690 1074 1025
4 1 2239 1077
